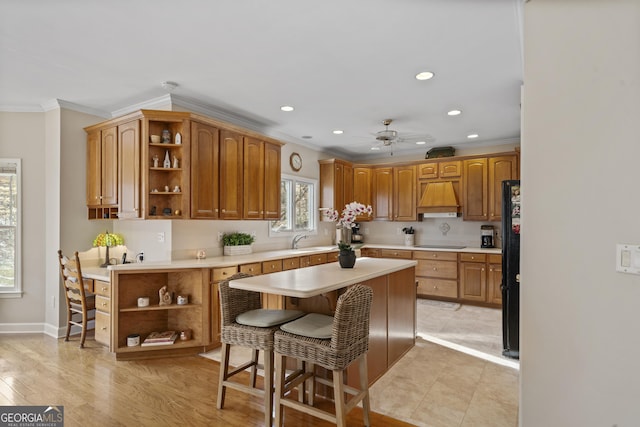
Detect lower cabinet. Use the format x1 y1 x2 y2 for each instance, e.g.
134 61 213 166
459 253 503 305
414 251 458 299
210 266 239 346
94 279 111 348
112 268 212 360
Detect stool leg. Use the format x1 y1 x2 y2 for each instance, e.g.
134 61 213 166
264 350 274 427
217 343 231 409
250 349 259 388
359 355 371 427
307 363 315 406
333 369 346 427
274 352 285 427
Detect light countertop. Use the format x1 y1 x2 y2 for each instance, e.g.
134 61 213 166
228 257 417 298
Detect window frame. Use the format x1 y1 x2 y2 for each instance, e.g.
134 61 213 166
0 158 22 298
269 174 318 237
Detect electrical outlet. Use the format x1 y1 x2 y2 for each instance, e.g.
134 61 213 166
217 231 224 242
157 232 165 243
396 227 401 235
250 231 256 239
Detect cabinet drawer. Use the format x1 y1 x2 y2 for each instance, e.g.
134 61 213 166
262 260 283 274
282 257 300 270
417 278 458 298
212 266 238 282
308 253 327 266
96 295 111 313
413 251 458 261
460 253 487 263
328 251 339 262
488 254 502 264
240 262 262 275
416 259 458 279
360 248 380 258
94 280 110 297
379 249 413 259
95 311 110 346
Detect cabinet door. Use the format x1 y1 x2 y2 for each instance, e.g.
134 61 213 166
459 261 487 302
393 165 416 221
190 121 219 219
440 160 462 178
343 163 353 208
487 259 503 305
372 167 393 220
118 120 141 218
263 141 281 219
417 162 438 179
219 129 243 219
463 158 488 220
243 137 265 219
353 167 372 221
387 267 416 365
86 129 101 206
101 126 118 206
488 155 518 222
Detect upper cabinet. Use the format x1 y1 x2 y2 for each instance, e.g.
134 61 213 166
243 137 281 220
85 110 284 221
371 166 416 221
353 167 372 222
86 126 118 219
417 160 461 180
319 159 354 215
463 154 519 221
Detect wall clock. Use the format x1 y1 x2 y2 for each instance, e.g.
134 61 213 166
289 152 302 171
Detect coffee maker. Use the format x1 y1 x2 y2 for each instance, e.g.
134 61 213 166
481 225 495 248
351 223 363 243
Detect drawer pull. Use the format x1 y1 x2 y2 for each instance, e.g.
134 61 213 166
101 287 108 292
101 302 107 307
433 267 437 271
101 327 107 331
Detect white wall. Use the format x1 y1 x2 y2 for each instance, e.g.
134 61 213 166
521 1 640 425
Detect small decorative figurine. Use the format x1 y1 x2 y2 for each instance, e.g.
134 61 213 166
164 185 169 192
173 185 180 193
159 285 172 306
163 150 171 168
173 156 179 168
161 129 171 144
150 206 157 215
153 154 159 168
175 132 182 145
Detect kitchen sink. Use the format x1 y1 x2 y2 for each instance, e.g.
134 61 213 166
414 244 467 249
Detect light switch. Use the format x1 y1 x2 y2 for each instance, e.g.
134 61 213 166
616 244 640 275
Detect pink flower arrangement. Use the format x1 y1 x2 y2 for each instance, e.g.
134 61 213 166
325 202 372 228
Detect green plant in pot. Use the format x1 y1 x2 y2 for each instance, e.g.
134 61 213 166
222 232 255 256
337 241 356 268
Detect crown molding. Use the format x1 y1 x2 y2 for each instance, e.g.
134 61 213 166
40 99 111 118
109 94 172 118
0 105 45 113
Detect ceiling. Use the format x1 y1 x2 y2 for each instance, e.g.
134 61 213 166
0 0 523 161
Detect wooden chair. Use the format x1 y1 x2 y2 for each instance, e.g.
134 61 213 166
216 272 304 427
273 284 373 427
57 250 95 348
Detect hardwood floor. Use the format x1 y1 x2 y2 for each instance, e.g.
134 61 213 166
0 333 413 427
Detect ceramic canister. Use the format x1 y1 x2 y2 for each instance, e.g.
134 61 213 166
127 334 140 347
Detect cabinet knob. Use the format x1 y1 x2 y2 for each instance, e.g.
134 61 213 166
471 256 475 260
101 302 107 307
101 327 107 331
101 287 107 292
481 268 485 272
221 209 226 213
433 267 437 271
433 285 438 289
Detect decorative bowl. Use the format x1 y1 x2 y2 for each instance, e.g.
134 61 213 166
150 135 161 143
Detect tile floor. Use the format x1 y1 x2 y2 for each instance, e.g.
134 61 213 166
368 299 519 426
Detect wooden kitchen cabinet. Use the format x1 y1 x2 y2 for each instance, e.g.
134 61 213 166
417 160 461 179
243 137 281 219
371 166 416 221
112 268 212 360
86 126 118 219
379 249 413 259
459 252 503 306
190 121 219 219
94 279 112 348
219 129 243 220
210 266 238 345
414 251 459 299
118 120 141 219
487 254 503 305
463 154 518 221
145 113 190 219
319 158 354 214
353 166 372 222
372 167 393 220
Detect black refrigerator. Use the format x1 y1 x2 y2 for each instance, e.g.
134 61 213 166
501 180 520 359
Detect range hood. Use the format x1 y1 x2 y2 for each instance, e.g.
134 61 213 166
417 181 460 218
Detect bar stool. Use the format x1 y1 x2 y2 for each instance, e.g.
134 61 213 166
273 284 373 427
216 272 305 427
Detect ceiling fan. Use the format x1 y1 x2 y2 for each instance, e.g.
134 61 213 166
371 119 435 156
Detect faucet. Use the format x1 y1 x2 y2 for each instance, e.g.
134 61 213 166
291 234 308 249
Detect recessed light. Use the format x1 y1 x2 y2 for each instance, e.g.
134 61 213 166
415 71 434 81
467 134 479 139
301 135 312 139
371 146 380 151
447 110 462 116
415 141 426 145
333 130 343 135
280 105 294 112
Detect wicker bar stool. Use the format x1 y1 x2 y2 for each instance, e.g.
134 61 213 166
273 284 373 427
216 272 305 427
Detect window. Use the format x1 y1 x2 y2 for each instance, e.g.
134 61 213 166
270 174 317 236
0 159 21 297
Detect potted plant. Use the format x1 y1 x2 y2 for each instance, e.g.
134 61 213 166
337 241 356 268
325 202 372 245
222 232 255 256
